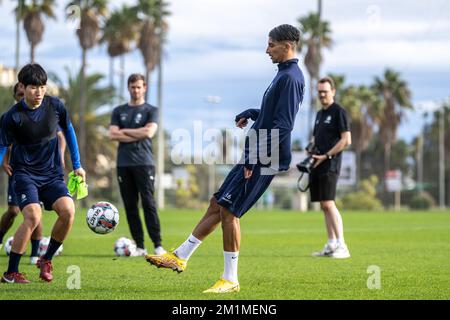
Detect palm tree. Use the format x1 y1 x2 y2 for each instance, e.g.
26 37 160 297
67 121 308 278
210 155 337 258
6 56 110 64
19 0 56 63
66 0 108 165
341 85 382 186
372 69 413 176
101 5 139 98
297 12 332 137
11 1 26 72
135 0 170 102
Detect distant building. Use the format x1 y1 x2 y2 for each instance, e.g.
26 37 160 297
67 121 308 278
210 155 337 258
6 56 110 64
0 64 16 87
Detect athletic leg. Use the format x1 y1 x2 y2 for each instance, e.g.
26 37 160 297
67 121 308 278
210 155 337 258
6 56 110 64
0 206 20 244
118 167 145 249
134 166 162 249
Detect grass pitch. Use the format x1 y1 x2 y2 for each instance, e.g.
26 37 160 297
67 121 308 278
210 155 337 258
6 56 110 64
0 207 449 300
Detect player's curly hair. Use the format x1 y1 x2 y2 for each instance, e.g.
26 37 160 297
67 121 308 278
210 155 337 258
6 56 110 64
269 24 301 47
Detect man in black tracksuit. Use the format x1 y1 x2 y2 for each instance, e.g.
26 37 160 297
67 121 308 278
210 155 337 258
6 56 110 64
109 74 165 256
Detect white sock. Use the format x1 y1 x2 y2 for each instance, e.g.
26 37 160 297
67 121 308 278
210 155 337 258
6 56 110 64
327 239 337 247
174 234 202 260
222 251 239 283
337 237 345 246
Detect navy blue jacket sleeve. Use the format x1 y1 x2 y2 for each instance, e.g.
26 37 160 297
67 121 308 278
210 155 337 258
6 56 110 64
55 99 81 170
0 113 11 164
235 109 260 122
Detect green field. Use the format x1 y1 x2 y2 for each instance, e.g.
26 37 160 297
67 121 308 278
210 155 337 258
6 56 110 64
0 207 449 300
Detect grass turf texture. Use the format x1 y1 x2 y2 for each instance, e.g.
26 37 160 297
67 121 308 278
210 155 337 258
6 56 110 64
0 208 449 300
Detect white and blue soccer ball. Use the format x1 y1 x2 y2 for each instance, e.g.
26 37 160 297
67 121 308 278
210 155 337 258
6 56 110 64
86 201 120 234
114 237 137 257
38 236 63 257
4 236 14 256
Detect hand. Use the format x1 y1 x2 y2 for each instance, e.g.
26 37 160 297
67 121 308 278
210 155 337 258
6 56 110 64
74 167 86 182
236 118 248 129
244 167 253 179
2 163 12 176
312 154 327 168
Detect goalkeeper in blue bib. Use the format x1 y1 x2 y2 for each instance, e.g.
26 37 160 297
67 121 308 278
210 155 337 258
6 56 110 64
0 63 86 284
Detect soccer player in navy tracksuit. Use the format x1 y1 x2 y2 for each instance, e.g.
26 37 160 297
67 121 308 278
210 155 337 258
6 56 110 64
146 24 305 293
0 64 86 284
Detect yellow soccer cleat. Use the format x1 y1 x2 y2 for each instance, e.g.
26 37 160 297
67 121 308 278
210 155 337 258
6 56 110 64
145 251 187 273
203 278 240 293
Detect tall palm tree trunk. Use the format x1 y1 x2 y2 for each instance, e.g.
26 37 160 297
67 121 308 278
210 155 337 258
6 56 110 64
145 67 151 103
120 55 125 102
109 57 114 88
30 43 35 63
79 48 87 166
15 2 21 73
308 77 315 138
156 56 164 209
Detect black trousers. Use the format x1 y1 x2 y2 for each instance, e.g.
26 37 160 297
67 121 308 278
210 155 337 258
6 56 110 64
117 165 161 249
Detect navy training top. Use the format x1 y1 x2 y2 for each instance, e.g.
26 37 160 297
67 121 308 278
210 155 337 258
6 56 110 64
110 103 158 167
235 58 305 171
0 96 81 185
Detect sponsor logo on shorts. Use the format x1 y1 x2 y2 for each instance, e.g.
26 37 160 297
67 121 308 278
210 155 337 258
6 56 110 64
221 193 233 204
21 194 27 203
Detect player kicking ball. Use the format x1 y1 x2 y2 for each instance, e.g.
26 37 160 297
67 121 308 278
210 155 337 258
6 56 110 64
145 24 305 293
0 63 86 284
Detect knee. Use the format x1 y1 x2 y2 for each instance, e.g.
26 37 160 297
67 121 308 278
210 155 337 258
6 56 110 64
24 208 41 229
220 210 238 226
209 196 219 208
60 209 75 224
321 201 335 213
57 205 75 224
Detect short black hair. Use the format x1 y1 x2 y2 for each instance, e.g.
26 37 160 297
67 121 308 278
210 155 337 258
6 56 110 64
18 63 47 87
269 24 300 45
13 82 21 97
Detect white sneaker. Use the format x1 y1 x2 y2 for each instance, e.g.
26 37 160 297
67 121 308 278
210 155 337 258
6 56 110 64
30 256 39 265
131 247 147 257
154 246 167 255
330 244 351 259
312 243 337 257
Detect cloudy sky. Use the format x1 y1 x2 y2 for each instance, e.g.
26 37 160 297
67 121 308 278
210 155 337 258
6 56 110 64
0 0 449 145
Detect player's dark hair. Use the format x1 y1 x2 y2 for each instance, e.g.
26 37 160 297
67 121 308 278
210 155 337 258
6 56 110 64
18 63 47 87
269 24 301 46
318 76 335 90
13 82 21 97
127 73 146 86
